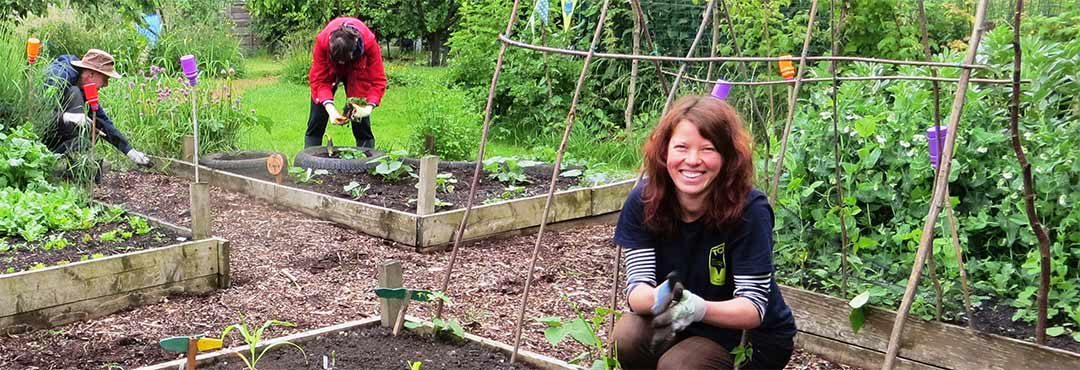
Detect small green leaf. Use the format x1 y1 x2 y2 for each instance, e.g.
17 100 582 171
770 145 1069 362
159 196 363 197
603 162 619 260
543 325 569 346
850 307 866 334
565 318 597 346
849 291 871 309
1046 326 1066 337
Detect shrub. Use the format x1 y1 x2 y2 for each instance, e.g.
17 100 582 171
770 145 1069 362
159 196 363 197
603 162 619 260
406 87 480 161
280 46 311 86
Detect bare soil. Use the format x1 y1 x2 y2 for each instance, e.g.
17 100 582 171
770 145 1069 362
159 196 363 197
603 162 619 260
1 220 183 273
0 169 851 370
202 325 534 370
292 164 579 213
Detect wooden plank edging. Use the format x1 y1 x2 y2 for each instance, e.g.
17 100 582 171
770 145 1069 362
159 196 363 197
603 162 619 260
136 316 578 370
782 285 1080 370
0 237 229 334
153 156 636 248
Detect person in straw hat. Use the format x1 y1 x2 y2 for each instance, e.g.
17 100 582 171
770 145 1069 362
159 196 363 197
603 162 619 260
42 48 150 166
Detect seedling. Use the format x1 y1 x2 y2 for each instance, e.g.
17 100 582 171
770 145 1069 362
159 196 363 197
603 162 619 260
732 343 753 368
127 216 152 235
343 181 371 199
99 230 121 243
43 234 69 251
370 150 414 180
289 167 329 184
375 288 464 340
435 172 456 193
219 317 306 370
535 297 621 370
482 156 538 185
336 147 367 160
408 360 423 370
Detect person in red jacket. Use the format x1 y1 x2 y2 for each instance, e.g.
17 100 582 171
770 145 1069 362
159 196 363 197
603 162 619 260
306 17 387 148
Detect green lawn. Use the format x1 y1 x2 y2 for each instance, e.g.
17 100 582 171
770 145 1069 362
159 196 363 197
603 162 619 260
236 56 527 160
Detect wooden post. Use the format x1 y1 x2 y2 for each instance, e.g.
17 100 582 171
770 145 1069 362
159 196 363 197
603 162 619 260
185 336 197 370
182 135 195 163
378 261 403 327
416 155 439 216
393 290 412 336
190 182 211 240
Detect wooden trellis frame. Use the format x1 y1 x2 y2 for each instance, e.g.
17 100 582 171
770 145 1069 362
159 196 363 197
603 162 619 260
430 1 1057 369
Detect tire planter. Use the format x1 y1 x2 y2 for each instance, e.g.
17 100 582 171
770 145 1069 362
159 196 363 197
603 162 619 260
294 146 385 172
199 151 284 181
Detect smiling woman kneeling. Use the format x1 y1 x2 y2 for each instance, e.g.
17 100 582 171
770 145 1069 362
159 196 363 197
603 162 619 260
611 96 797 370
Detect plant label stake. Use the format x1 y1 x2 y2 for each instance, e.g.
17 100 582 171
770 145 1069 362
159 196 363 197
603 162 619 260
26 38 41 65
266 153 286 184
374 288 434 336
711 79 732 100
179 54 200 183
159 335 222 370
778 55 796 80
82 82 100 145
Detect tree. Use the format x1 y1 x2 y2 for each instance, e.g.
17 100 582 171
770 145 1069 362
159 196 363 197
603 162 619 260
363 0 460 66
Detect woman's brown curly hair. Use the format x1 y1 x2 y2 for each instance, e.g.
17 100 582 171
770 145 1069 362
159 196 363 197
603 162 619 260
640 95 755 235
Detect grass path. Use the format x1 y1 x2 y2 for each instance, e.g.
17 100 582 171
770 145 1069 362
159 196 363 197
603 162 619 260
234 56 527 161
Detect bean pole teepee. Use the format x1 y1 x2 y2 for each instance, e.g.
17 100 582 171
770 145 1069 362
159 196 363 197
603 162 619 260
430 1 1052 369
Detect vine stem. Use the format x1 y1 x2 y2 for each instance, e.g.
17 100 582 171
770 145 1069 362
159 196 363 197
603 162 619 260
882 1 990 368
1007 0 1052 345
662 0 718 114
768 0 819 204
434 0 525 321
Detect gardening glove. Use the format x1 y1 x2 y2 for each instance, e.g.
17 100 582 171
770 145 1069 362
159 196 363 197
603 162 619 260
62 112 91 127
353 103 373 119
324 102 349 125
127 149 150 165
653 285 707 333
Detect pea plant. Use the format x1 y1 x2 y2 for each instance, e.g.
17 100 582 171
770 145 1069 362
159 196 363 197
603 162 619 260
403 291 465 340
219 317 306 370
370 150 415 181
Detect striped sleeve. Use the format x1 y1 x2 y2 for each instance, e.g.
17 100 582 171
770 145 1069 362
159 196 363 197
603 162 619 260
623 247 656 296
733 273 772 321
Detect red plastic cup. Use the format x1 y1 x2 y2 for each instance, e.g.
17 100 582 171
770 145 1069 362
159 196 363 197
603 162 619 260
82 82 100 111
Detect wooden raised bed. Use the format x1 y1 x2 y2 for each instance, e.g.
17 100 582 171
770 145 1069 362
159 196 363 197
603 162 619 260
0 212 230 335
782 286 1080 370
151 156 635 250
139 316 577 370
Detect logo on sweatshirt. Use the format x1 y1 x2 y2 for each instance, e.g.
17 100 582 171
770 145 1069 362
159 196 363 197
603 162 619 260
709 243 726 285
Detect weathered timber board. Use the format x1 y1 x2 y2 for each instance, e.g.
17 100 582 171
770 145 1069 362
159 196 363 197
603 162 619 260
139 316 577 370
590 178 636 215
795 331 942 370
154 157 419 245
0 239 228 334
782 286 1080 370
0 275 218 335
417 187 593 247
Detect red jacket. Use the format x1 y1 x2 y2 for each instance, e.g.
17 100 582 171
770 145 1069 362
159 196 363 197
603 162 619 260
309 17 387 106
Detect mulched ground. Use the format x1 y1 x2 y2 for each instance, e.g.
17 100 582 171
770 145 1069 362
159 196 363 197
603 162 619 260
1 219 183 273
0 169 851 369
202 325 535 370
290 163 579 213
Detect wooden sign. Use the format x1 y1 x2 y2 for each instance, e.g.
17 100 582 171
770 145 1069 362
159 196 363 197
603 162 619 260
266 153 285 184
159 336 223 370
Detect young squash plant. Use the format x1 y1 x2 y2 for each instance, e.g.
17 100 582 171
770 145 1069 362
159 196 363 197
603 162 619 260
535 297 621 370
370 150 415 181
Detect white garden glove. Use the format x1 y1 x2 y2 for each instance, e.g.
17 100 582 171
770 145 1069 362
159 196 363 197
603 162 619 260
353 104 373 119
653 287 707 332
127 149 150 165
62 112 91 127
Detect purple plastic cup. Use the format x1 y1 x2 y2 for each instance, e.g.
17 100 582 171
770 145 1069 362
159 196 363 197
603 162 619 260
711 79 732 101
926 125 947 169
180 54 198 86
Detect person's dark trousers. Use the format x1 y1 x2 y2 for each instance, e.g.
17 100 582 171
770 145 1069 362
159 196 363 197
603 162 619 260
304 99 375 149
611 313 793 370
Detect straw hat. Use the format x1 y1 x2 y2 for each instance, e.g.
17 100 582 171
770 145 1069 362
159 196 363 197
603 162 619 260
71 49 122 79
